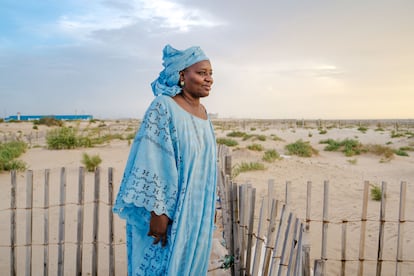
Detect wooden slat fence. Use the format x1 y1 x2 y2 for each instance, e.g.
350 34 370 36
4 167 119 276
2 145 414 275
216 154 414 276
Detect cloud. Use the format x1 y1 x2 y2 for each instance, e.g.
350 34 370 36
56 0 224 43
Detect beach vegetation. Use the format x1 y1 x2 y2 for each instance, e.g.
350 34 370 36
262 149 281 162
247 143 264 151
81 153 102 172
255 135 266 141
320 138 364 156
285 140 318 157
357 126 368 133
232 162 266 177
46 127 78 149
250 127 256 131
271 134 284 142
216 138 238 147
318 128 327 135
366 144 394 160
394 149 409 157
0 141 27 172
391 130 404 138
33 117 64 127
227 131 246 138
370 184 383 201
242 134 255 141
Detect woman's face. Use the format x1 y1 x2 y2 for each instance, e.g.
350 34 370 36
181 60 213 98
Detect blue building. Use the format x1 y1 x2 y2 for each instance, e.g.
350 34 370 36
4 114 93 122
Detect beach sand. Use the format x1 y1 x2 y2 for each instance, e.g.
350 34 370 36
0 119 413 275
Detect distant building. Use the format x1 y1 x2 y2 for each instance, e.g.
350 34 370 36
4 113 93 122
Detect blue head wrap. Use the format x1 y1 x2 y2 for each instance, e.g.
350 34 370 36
151 44 209 97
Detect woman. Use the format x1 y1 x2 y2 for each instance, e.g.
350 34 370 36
113 44 217 275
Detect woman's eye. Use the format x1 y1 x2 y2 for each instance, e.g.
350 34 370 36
198 71 212 76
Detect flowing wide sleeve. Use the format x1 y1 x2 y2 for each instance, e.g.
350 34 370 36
113 97 179 224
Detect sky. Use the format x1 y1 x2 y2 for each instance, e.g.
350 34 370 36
1 0 413 120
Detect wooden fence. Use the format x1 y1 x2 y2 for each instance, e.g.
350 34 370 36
216 155 414 275
2 145 413 275
4 167 121 276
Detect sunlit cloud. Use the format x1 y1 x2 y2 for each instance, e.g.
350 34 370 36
57 0 223 41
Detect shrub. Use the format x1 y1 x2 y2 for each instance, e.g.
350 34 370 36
81 153 102 172
34 117 63 127
0 141 27 172
232 162 266 177
247 143 264 151
46 127 78 149
263 150 280 162
319 129 327 135
285 140 317 157
216 138 238 147
357 126 368 133
227 131 246 138
367 144 394 159
394 149 409 157
255 135 266 141
370 185 383 201
320 138 363 156
271 134 284 142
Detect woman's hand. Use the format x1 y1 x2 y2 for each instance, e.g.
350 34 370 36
147 211 169 247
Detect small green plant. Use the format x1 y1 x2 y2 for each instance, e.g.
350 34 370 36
262 149 280 162
0 141 28 172
33 117 63 127
357 126 368 133
391 130 404 138
320 138 363 156
394 149 409 157
318 129 327 135
81 153 102 172
247 143 264 151
232 162 266 177
216 138 238 147
227 131 246 138
255 135 266 141
46 127 78 149
271 134 284 142
370 184 383 201
285 140 318 157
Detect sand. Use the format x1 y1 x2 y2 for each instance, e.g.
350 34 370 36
0 119 413 275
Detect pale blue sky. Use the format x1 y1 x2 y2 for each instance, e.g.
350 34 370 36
1 0 413 119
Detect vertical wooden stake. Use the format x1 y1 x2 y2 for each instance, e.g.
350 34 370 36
76 167 85 276
321 181 329 275
25 170 33 276
252 197 266 276
44 169 50 276
395 181 406 276
245 187 256 275
376 181 387 276
92 167 100 276
57 168 66 276
341 220 348 276
357 181 369 276
108 168 115 276
10 170 17 276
